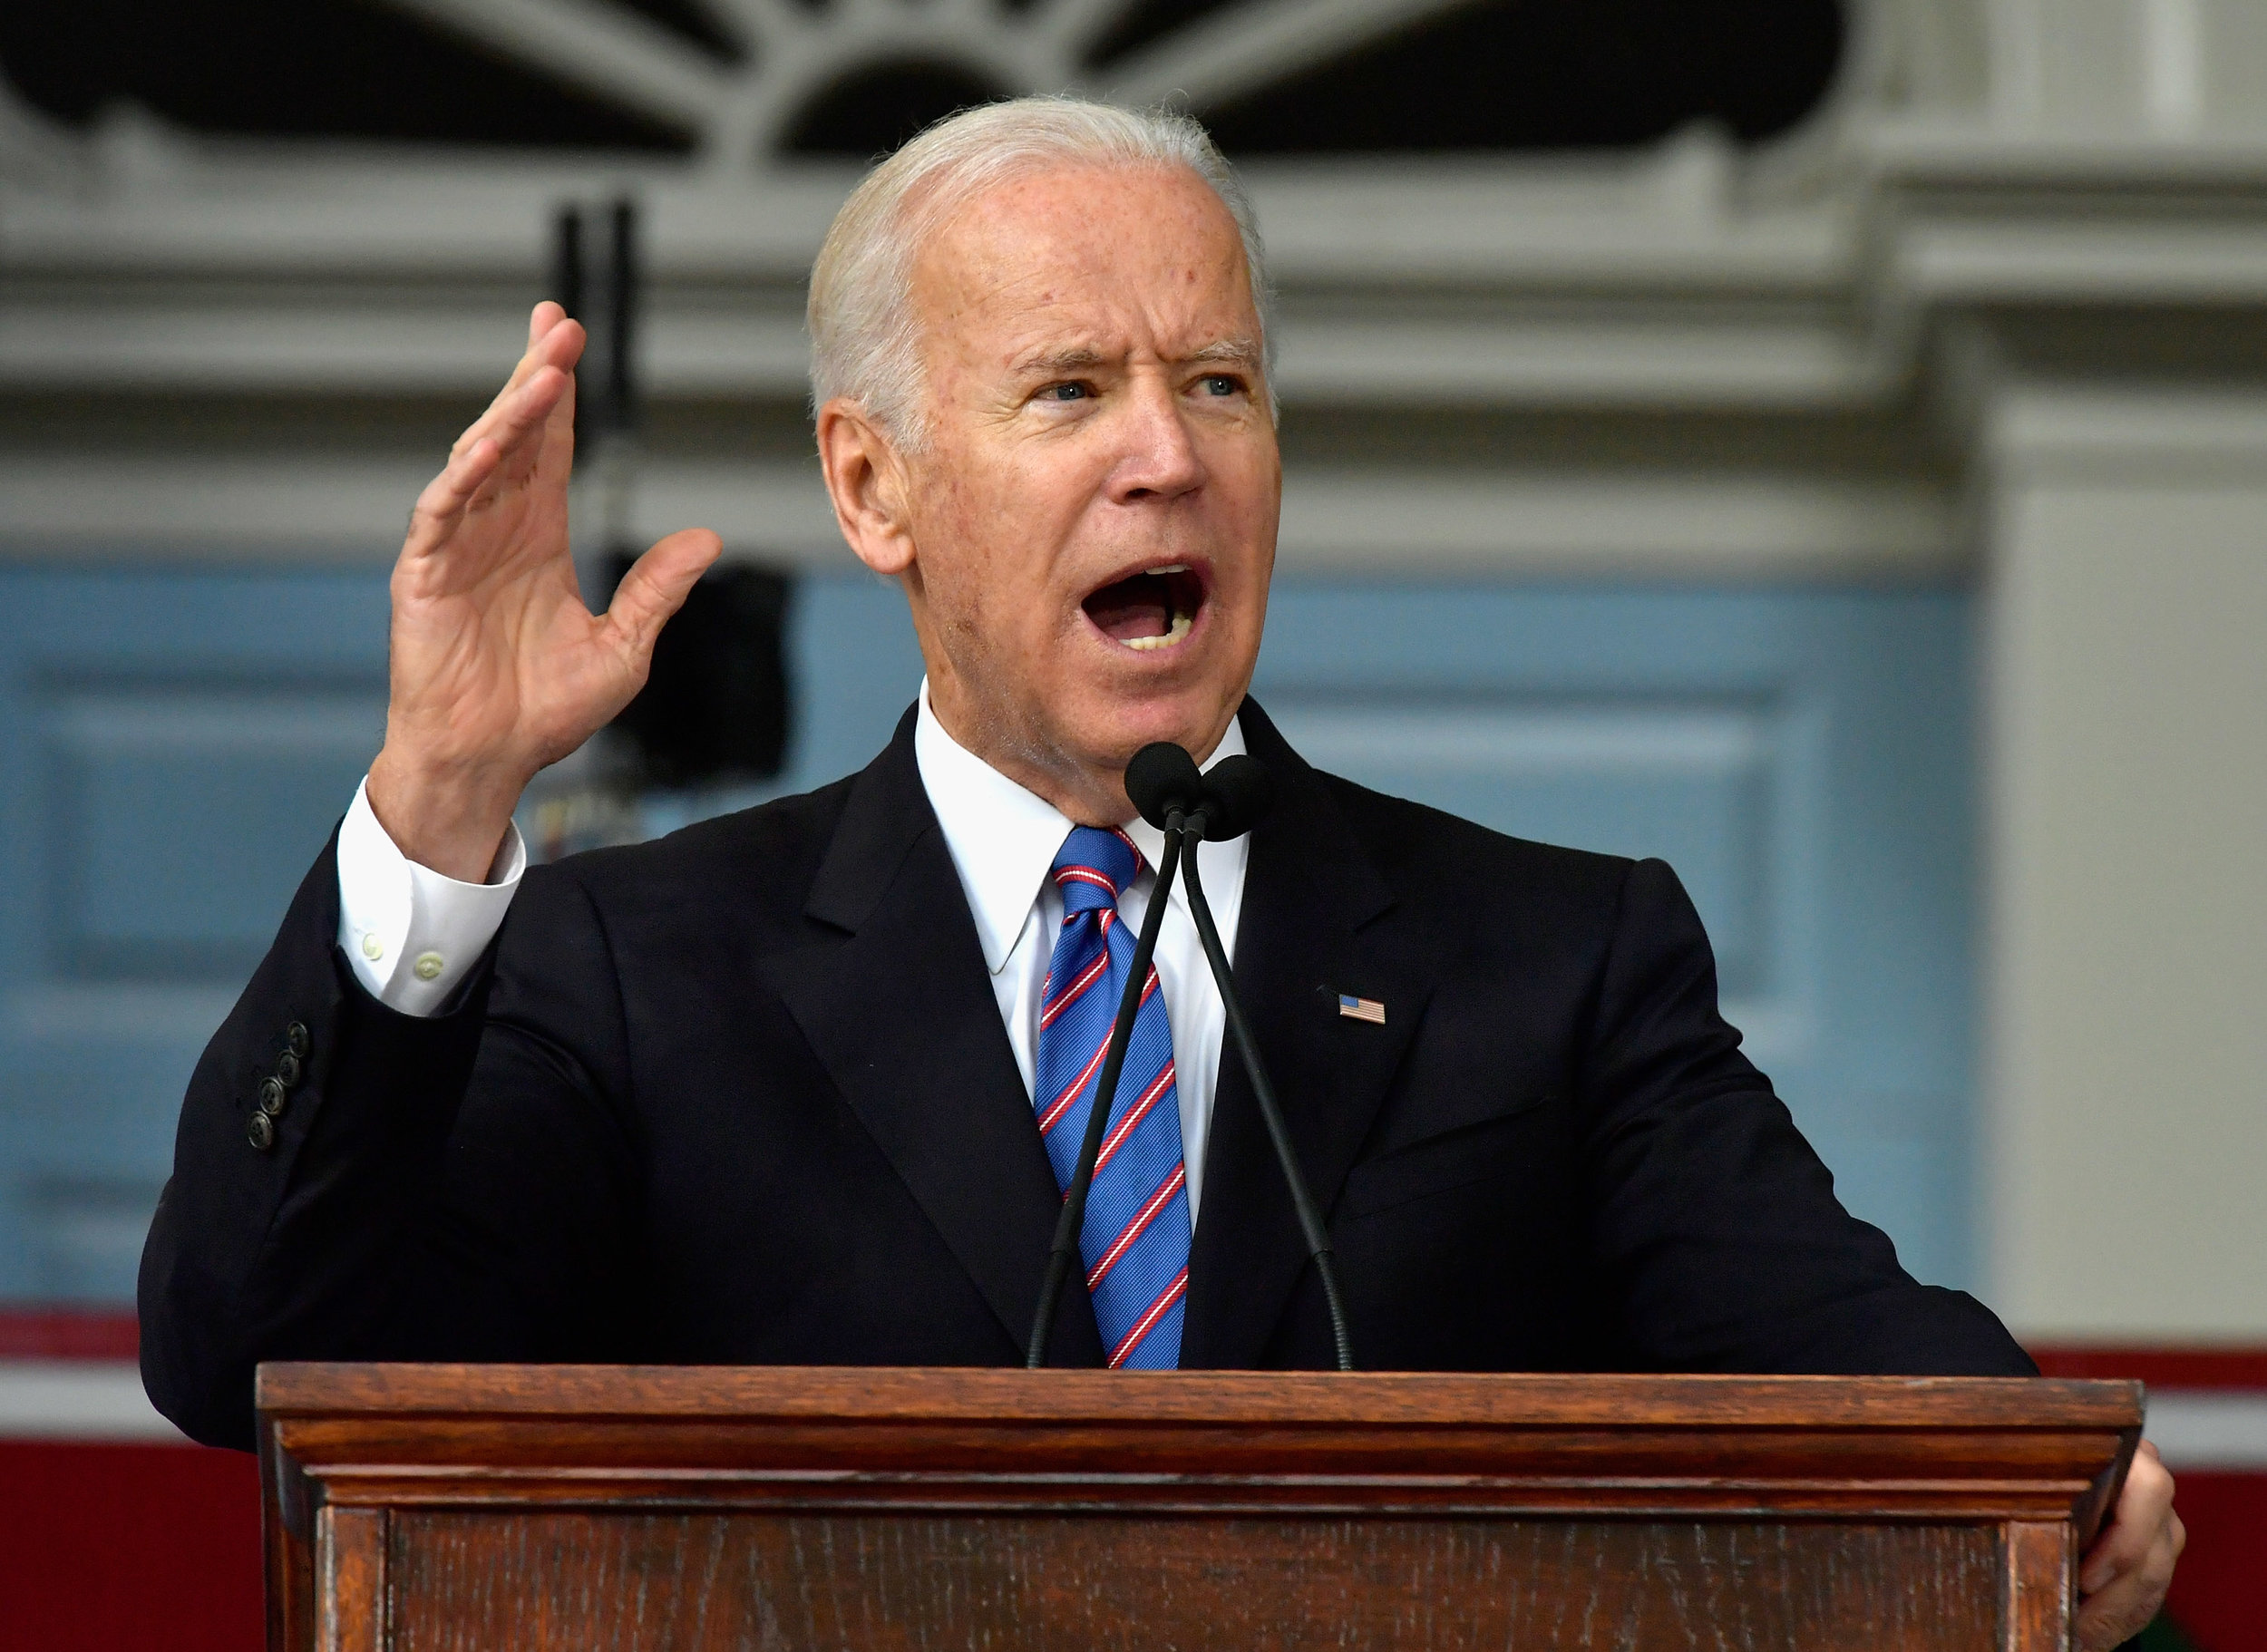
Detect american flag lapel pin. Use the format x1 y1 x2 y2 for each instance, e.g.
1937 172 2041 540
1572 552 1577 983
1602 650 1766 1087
1338 992 1386 1025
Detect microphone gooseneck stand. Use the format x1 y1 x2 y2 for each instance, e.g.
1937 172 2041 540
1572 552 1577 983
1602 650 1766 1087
1172 787 1357 1375
1025 825 1185 1369
1024 741 1357 1373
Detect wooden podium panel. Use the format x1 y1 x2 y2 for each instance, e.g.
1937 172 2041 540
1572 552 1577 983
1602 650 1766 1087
258 1365 2140 1652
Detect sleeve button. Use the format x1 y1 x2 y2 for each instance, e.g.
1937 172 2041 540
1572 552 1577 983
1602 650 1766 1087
247 1112 277 1152
273 1051 301 1088
361 934 385 961
286 1022 310 1058
258 1077 288 1117
413 951 445 982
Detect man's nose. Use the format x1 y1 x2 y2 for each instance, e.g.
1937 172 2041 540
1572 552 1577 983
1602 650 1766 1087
1106 380 1206 503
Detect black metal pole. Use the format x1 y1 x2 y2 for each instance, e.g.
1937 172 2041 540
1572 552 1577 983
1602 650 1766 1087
1180 838 1356 1372
551 204 586 452
607 197 638 445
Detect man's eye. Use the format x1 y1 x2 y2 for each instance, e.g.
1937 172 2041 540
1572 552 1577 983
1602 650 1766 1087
1200 374 1241 396
1040 382 1089 402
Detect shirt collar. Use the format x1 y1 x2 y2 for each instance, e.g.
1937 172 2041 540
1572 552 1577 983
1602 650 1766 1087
912 682 1247 975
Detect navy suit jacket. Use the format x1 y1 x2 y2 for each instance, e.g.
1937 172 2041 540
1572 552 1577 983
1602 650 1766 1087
140 700 2031 1449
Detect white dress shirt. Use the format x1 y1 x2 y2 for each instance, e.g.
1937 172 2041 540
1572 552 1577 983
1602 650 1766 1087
334 686 1247 1216
336 776 525 1017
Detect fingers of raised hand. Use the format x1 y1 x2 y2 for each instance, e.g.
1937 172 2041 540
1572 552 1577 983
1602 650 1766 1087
604 529 725 661
416 364 571 530
451 312 586 465
407 433 506 541
485 363 573 470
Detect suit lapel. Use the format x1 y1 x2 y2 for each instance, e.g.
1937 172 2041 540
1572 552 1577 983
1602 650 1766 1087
761 714 1105 1366
1180 699 1435 1370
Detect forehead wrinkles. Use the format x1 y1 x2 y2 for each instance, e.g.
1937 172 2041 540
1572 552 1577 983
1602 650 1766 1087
911 166 1253 369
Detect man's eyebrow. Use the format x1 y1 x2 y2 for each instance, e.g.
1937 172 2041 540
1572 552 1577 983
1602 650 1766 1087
1186 338 1262 367
1007 338 1264 376
1010 346 1111 376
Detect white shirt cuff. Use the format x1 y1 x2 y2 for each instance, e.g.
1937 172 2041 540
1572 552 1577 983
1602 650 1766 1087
335 777 527 1016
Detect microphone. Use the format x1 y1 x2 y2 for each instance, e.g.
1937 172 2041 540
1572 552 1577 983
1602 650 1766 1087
1124 740 1208 832
1189 753 1272 841
1122 743 1269 841
1126 741 1356 1373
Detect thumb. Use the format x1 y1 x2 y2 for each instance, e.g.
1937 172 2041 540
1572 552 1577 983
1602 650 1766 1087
605 529 725 664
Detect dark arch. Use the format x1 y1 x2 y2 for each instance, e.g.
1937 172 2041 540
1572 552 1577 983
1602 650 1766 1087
780 59 1013 160
0 0 718 148
0 0 1844 157
1119 0 1848 152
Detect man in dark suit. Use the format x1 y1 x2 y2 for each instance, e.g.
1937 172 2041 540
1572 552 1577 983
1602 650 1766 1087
137 98 2178 1644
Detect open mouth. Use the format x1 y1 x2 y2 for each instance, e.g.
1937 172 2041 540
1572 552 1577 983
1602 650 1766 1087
1082 563 1206 653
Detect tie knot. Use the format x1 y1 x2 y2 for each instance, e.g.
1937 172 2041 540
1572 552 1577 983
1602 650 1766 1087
1052 825 1143 917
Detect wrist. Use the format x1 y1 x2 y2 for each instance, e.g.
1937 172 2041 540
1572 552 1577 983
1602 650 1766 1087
365 745 527 883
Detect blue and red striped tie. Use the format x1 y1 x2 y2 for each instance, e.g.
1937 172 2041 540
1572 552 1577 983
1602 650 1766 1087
1033 826 1192 1369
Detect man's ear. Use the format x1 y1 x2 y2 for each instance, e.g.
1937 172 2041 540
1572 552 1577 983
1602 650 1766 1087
816 398 918 578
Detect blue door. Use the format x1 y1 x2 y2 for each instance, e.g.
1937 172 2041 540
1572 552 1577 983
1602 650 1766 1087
0 569 392 1302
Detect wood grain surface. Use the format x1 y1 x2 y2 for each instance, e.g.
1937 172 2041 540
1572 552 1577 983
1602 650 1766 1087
317 1507 385 1652
260 1365 2141 1522
384 1510 2004 1652
2000 1521 2076 1652
259 1365 2142 1433
258 1367 2135 1652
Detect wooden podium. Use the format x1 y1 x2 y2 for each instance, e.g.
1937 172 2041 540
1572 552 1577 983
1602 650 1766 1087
258 1365 2139 1651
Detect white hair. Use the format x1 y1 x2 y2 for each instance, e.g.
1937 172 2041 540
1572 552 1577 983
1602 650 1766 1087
806 95 1276 447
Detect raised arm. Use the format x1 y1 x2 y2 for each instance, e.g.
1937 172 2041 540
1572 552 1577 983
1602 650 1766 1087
140 308 717 1445
370 301 718 878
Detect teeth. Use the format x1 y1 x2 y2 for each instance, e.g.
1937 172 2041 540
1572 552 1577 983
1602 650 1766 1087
1124 612 1193 652
1152 563 1189 575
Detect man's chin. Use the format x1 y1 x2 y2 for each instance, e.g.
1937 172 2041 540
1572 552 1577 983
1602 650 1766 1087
1061 687 1239 772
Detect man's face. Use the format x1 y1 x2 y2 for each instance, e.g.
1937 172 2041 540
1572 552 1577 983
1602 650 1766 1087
889 161 1280 814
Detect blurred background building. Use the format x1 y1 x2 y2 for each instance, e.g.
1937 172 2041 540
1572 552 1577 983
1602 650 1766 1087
1 0 2263 1645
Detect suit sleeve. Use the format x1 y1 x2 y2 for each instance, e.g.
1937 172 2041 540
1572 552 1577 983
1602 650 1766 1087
1577 858 2034 1376
138 837 647 1449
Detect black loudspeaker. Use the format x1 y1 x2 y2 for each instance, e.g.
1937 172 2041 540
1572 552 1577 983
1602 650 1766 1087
608 557 793 786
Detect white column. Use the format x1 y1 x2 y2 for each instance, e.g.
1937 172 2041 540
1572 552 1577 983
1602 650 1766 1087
1983 386 2267 1339
1978 0 2256 132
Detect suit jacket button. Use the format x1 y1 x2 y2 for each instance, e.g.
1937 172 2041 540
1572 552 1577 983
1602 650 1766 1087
247 1112 277 1152
258 1077 289 1117
286 1022 311 1058
274 1051 302 1089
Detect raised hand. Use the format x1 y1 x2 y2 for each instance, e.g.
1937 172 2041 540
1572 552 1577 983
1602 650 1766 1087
366 302 721 880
